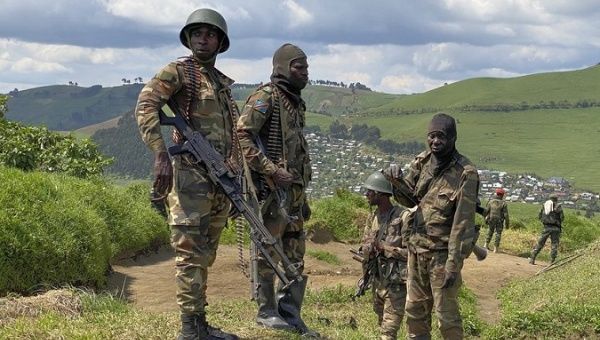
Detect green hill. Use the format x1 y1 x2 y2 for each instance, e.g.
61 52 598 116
364 65 600 114
6 84 144 130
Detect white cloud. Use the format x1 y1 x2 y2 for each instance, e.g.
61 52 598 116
282 0 314 28
11 58 70 73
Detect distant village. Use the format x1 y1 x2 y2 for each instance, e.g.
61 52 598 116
305 133 599 212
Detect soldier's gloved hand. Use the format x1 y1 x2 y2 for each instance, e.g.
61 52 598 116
441 270 458 289
382 164 403 181
272 167 293 188
153 151 173 196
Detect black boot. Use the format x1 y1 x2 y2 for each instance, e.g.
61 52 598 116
277 275 320 338
178 313 201 340
256 277 294 330
178 313 239 340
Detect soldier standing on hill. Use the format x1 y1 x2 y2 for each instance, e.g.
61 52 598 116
529 193 564 264
135 8 240 340
236 43 318 337
383 113 480 340
360 171 408 340
483 188 510 252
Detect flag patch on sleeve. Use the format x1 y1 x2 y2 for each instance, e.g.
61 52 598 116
253 99 269 113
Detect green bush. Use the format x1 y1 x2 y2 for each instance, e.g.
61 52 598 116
0 166 169 296
0 119 111 178
306 189 370 242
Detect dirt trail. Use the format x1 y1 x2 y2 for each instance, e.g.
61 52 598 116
108 242 543 324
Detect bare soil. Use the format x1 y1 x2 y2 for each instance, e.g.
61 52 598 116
107 242 543 324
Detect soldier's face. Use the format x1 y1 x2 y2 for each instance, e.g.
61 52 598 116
427 131 450 155
289 58 309 90
365 189 380 205
189 25 220 59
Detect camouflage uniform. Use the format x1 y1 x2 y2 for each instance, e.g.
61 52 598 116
484 195 509 250
362 205 408 340
237 81 312 318
531 199 564 263
392 150 479 340
135 57 242 314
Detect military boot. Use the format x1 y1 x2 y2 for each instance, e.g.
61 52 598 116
178 313 201 340
529 248 539 265
197 313 239 340
256 278 294 330
277 275 321 338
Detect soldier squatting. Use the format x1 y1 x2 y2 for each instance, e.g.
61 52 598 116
136 7 566 340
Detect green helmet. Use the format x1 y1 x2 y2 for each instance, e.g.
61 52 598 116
549 193 559 200
363 171 393 194
179 8 229 53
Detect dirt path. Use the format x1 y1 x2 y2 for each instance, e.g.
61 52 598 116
107 242 543 324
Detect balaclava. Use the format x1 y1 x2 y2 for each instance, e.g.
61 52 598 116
270 43 307 105
428 113 457 175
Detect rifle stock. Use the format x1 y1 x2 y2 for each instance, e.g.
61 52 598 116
349 248 376 301
159 101 302 294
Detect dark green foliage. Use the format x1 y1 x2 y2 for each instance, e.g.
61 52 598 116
0 166 169 296
0 120 111 178
306 189 370 242
91 110 154 179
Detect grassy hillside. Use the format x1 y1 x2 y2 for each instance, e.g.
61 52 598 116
349 107 600 191
365 65 600 114
6 84 143 130
484 241 600 339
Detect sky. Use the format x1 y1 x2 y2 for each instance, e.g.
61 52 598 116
1 0 599 94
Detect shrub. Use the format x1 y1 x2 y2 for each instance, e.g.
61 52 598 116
0 119 111 178
0 166 169 295
306 189 370 242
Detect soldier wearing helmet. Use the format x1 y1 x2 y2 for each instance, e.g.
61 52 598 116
360 171 408 340
529 193 564 264
236 44 316 336
135 8 240 340
483 188 510 252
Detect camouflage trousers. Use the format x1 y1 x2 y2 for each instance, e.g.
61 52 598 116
167 156 231 313
532 225 561 261
372 282 406 340
485 219 505 248
405 250 463 340
256 183 307 282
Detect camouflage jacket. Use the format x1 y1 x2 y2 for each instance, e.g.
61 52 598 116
236 84 311 187
135 56 239 161
485 196 509 226
361 205 408 286
392 150 479 273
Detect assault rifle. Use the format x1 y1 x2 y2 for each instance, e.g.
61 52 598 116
158 101 303 292
349 248 377 301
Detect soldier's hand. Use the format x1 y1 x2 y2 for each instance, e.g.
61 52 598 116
272 167 293 188
382 164 403 181
153 151 173 196
441 270 458 289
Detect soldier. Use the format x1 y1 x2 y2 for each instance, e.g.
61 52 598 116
529 193 564 264
483 188 510 252
236 44 317 336
360 171 408 340
383 113 479 340
135 8 240 340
